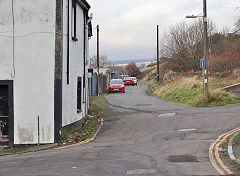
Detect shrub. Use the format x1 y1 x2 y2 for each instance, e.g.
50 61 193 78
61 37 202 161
125 62 140 77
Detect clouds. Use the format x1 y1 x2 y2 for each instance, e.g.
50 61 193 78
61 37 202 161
88 0 239 61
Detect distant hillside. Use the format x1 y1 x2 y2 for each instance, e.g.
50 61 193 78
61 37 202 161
111 59 153 65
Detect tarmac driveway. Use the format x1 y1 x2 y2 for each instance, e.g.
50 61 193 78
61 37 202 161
0 85 240 175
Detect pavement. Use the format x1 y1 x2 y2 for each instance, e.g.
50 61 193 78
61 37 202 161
0 84 240 175
0 143 58 156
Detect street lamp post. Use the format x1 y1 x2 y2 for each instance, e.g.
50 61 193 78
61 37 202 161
97 25 100 96
157 25 160 82
203 0 209 96
186 0 209 96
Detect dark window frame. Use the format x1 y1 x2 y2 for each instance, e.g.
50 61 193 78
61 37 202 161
72 0 78 41
77 77 82 113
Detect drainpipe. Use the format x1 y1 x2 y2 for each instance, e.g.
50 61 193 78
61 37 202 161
37 116 40 145
84 13 93 116
67 0 70 84
83 11 87 117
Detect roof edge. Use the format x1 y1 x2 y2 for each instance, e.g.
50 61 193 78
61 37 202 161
77 0 91 11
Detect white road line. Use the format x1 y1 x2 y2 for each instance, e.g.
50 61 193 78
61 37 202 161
159 113 176 117
178 128 198 132
120 105 128 109
126 169 156 175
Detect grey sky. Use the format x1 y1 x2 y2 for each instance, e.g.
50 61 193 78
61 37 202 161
88 0 240 61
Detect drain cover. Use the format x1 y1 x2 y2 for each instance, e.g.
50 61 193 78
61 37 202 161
168 155 198 162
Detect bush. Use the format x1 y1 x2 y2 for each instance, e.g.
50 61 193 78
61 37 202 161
209 38 240 73
125 62 140 77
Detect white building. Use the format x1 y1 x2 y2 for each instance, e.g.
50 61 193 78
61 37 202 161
0 0 92 145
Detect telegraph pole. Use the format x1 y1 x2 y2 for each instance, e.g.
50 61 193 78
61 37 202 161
97 25 100 96
203 0 209 95
156 25 160 82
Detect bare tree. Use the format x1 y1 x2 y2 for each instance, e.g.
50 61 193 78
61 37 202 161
234 7 240 29
125 62 140 77
89 55 111 68
235 18 240 29
161 19 216 72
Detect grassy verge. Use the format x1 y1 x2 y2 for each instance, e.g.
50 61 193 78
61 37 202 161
63 96 107 144
148 76 240 107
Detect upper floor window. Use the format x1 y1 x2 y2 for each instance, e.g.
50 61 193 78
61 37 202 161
72 0 78 41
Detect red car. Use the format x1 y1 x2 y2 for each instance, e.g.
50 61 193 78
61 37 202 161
123 77 134 86
108 79 125 93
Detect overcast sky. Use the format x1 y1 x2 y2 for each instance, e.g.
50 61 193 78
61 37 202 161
87 0 240 61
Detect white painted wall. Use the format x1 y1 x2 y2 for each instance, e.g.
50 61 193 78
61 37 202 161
0 1 56 144
62 0 90 127
0 1 14 80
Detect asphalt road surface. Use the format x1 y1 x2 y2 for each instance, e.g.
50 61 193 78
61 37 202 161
0 85 240 176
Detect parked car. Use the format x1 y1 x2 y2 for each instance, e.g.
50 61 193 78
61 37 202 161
108 79 125 93
131 77 138 85
123 77 134 86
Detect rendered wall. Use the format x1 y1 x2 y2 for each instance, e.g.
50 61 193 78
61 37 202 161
62 0 89 127
0 1 56 144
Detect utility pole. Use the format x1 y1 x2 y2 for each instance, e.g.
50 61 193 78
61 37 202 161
97 25 100 96
156 25 160 82
203 0 209 95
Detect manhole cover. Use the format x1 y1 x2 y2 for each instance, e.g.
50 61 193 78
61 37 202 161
168 155 198 162
159 113 176 117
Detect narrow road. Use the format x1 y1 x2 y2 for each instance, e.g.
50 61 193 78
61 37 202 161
0 85 240 175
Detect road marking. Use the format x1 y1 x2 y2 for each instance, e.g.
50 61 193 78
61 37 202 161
228 132 238 161
108 105 120 110
209 127 240 175
126 169 156 175
178 128 197 132
214 131 235 175
159 113 176 117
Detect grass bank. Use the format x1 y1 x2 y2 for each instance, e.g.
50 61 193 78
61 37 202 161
140 66 240 107
150 76 240 107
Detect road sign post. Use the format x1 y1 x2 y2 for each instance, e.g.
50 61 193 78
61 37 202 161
200 58 205 95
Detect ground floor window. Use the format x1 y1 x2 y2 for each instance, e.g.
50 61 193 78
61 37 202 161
77 77 82 113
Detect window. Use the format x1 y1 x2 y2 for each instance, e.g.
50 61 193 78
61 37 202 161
77 77 82 112
72 0 78 41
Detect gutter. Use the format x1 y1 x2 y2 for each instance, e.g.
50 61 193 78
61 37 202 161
77 0 90 11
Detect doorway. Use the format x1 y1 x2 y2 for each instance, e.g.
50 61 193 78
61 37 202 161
0 81 13 146
0 85 9 137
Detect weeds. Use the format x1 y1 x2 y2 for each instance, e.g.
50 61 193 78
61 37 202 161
63 96 107 144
